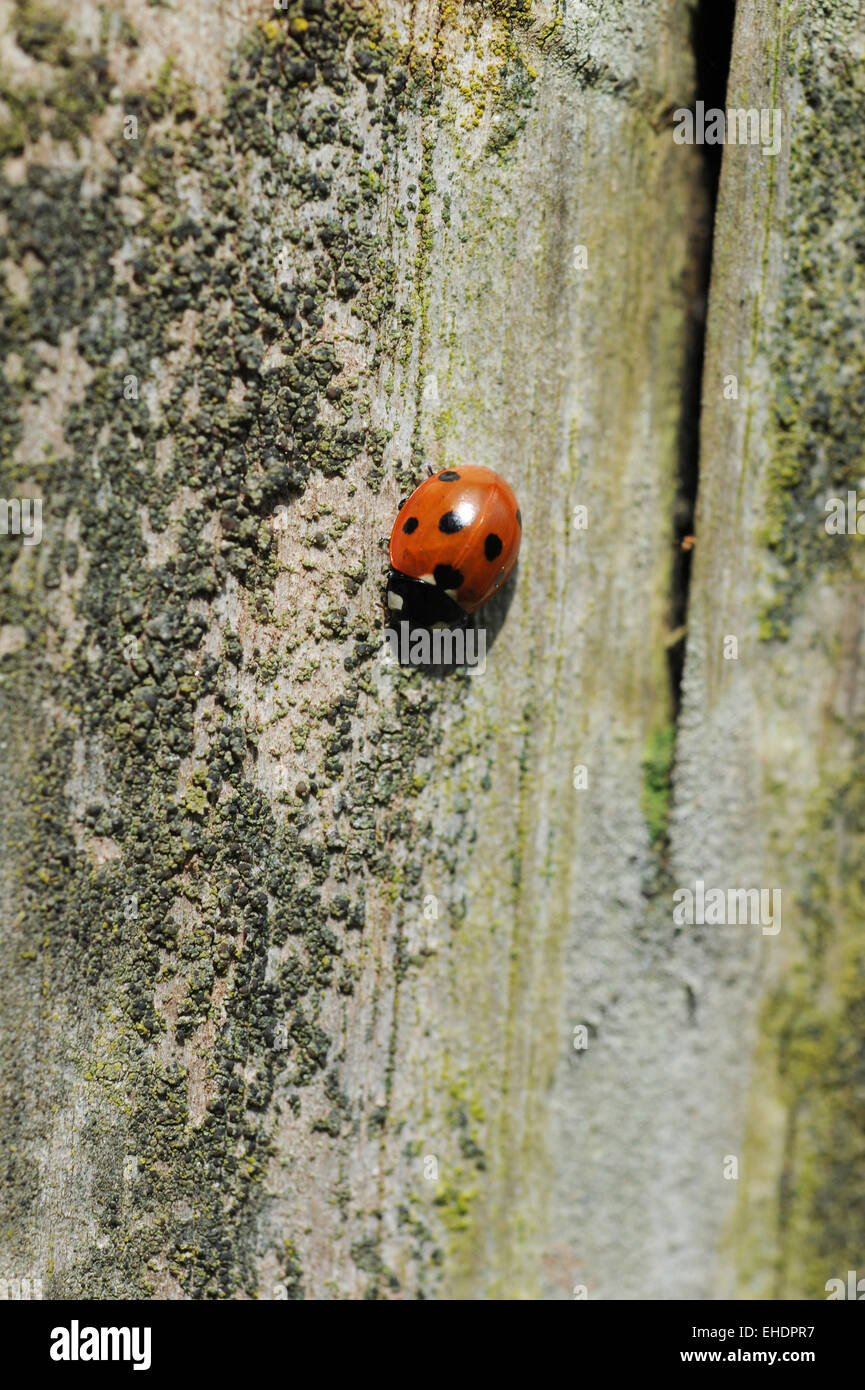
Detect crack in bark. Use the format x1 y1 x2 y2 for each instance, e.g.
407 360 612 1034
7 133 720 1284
668 0 737 717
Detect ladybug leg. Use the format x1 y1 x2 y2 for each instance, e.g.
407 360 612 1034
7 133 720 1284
398 498 407 510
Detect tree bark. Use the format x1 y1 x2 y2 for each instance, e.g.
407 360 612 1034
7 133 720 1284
0 0 861 1300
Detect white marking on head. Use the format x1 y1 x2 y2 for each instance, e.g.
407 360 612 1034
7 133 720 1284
419 573 435 585
445 589 459 600
387 591 404 611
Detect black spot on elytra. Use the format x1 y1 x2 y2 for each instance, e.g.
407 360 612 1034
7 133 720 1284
438 510 466 533
484 533 503 561
438 470 461 481
516 508 522 529
402 516 419 534
434 563 463 591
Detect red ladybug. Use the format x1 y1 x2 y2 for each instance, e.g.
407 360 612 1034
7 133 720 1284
386 465 522 626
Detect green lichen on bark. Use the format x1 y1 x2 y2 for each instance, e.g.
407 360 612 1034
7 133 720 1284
0 0 488 1299
760 3 865 638
0 1 114 155
727 756 865 1297
1 0 726 1303
703 1 865 1299
641 724 675 851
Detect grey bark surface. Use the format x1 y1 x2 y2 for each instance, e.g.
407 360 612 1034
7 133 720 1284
0 0 861 1300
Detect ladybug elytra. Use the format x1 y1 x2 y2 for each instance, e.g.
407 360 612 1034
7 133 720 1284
386 465 522 626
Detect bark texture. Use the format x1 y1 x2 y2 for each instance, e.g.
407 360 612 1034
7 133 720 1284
0 0 861 1300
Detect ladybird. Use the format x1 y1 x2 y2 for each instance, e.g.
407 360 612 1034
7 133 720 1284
386 465 522 626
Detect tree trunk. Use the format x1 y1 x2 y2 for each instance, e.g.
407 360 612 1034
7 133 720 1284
0 0 861 1300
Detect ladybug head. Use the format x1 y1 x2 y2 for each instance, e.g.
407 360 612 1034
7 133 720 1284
384 569 469 630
